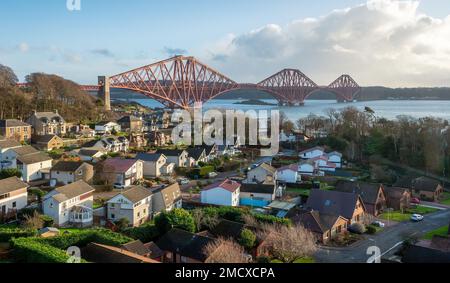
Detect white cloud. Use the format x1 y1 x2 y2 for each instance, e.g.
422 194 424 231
205 0 450 87
18 43 29 53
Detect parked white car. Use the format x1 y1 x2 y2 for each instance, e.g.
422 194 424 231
411 214 424 222
208 172 218 178
372 221 386 228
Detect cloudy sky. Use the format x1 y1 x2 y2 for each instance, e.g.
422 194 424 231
1 0 450 87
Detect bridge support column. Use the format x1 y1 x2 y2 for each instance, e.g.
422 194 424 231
98 76 111 111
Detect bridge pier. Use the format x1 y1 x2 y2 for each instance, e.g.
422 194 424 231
98 76 111 111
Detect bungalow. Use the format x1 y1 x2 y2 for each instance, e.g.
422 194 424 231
246 163 277 184
310 156 337 172
0 138 22 169
299 146 325 160
239 183 276 208
187 147 208 166
0 177 28 217
201 179 241 207
156 149 189 168
384 186 412 211
136 153 170 178
335 181 387 216
50 161 94 185
277 164 300 184
151 183 182 213
96 158 143 188
293 210 348 243
155 228 218 263
42 180 95 227
95 121 121 134
326 151 343 168
107 185 153 227
32 134 64 151
298 160 317 176
14 146 53 182
412 177 445 202
305 190 366 226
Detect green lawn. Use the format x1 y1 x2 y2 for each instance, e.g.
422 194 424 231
379 206 439 222
423 226 449 240
440 193 450 206
286 188 311 197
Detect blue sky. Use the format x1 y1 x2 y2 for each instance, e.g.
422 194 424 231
1 0 450 86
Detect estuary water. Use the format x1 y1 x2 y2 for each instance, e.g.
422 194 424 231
130 98 450 121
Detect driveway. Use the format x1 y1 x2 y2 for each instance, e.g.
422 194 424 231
314 209 450 263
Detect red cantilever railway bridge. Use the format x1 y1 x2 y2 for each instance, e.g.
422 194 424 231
18 56 362 111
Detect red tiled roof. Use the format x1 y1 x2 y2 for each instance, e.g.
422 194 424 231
277 164 298 172
203 179 241 193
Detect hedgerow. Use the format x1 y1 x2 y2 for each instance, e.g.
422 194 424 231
0 228 37 242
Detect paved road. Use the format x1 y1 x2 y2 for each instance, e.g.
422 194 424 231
315 209 450 263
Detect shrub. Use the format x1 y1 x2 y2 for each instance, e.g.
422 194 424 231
366 225 377 235
41 229 132 249
238 228 256 249
0 168 22 180
202 207 246 223
349 223 366 234
10 238 71 263
40 215 54 228
123 223 160 243
115 218 130 231
253 214 292 226
0 228 37 242
155 208 196 234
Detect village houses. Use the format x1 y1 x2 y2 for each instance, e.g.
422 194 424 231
26 110 67 136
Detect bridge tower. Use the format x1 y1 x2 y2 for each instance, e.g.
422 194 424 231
98 76 111 111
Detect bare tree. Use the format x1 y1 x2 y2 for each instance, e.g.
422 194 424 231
191 208 219 232
204 238 249 263
260 224 317 263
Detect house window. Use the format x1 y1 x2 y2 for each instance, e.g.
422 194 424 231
12 202 16 208
111 214 116 219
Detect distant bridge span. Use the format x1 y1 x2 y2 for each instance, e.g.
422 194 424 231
19 56 362 111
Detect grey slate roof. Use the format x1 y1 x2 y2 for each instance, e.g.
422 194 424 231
51 161 85 172
305 189 363 220
121 186 152 204
335 180 383 205
0 177 28 195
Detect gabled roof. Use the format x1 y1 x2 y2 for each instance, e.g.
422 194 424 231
299 146 325 155
296 210 347 234
277 164 298 173
16 151 52 164
203 179 241 193
120 186 152 204
51 161 85 172
78 148 104 157
82 243 159 264
152 183 181 207
0 119 31 128
136 153 165 162
32 111 65 123
305 189 364 220
120 240 150 256
33 134 62 144
0 177 28 195
48 180 95 203
335 180 384 205
327 151 343 157
155 228 216 262
240 183 275 195
250 163 276 175
187 147 206 161
101 158 138 173
0 139 22 149
156 149 187 157
383 186 410 200
412 177 442 192
12 145 39 156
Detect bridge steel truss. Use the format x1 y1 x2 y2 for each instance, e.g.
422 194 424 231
18 56 362 110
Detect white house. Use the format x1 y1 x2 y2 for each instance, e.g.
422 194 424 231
106 185 153 227
298 160 316 176
43 181 95 227
201 179 241 207
136 153 171 178
299 146 325 160
0 177 28 216
85 136 129 153
311 156 337 172
277 164 300 184
75 148 107 163
0 138 22 170
156 149 189 168
327 151 343 168
246 163 277 184
97 158 143 188
95 122 121 134
13 146 53 182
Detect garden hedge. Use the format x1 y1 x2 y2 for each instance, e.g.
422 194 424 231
0 228 37 242
123 223 160 243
